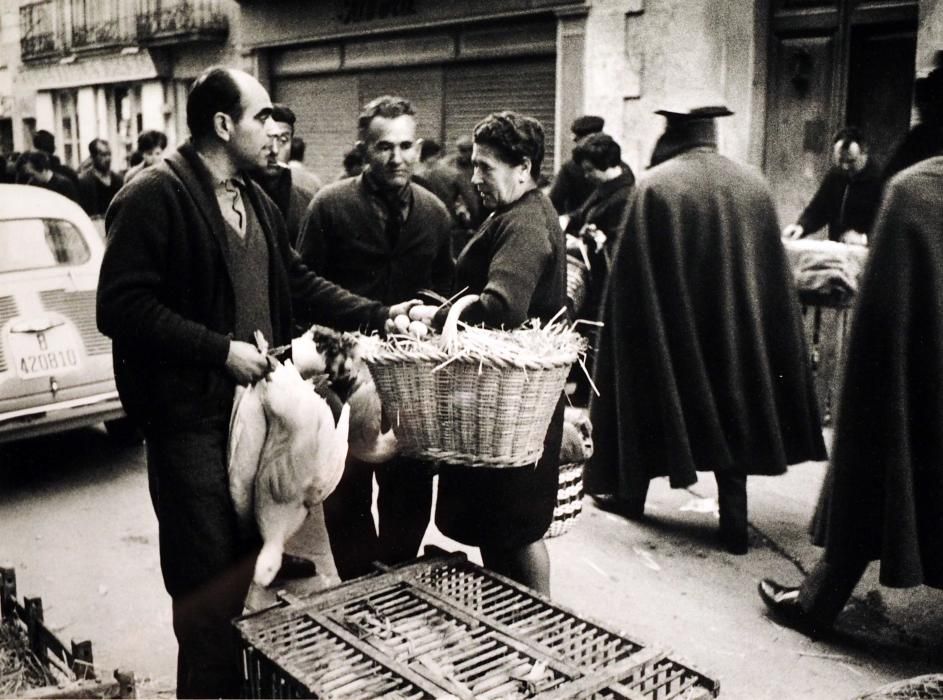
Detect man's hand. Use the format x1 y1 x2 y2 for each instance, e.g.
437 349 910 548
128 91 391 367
782 224 804 240
225 340 269 385
384 299 435 338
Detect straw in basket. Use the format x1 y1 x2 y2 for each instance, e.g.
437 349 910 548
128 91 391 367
363 295 585 468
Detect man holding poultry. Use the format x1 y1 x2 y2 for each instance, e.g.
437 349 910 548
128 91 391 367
296 95 454 581
96 67 418 699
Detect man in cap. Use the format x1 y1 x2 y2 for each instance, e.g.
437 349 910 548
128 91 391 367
548 114 606 218
587 100 826 554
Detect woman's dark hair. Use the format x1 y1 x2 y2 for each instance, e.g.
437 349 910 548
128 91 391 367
473 111 545 179
573 133 621 170
186 67 244 143
137 129 167 152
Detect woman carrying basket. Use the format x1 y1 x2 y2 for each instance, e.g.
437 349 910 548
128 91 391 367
424 112 567 594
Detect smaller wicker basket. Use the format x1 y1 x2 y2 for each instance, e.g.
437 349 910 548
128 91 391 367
363 295 583 468
566 254 589 314
545 460 586 538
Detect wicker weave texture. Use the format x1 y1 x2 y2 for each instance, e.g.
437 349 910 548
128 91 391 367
567 256 589 314
367 355 571 468
545 460 585 538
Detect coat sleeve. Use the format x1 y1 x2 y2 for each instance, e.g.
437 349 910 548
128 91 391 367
97 176 231 367
295 192 330 275
796 170 836 235
283 241 389 334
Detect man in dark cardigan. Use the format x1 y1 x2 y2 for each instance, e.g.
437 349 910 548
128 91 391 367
297 95 454 581
97 67 415 698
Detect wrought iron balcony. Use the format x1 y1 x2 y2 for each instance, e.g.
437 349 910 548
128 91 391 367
19 2 61 61
71 15 137 51
135 0 228 46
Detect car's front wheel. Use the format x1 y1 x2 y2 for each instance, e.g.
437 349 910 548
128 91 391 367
104 418 142 445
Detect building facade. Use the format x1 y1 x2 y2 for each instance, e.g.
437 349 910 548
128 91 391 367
9 0 240 170
5 0 939 223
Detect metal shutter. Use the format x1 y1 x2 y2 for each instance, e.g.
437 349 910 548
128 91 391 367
273 75 359 182
444 57 556 177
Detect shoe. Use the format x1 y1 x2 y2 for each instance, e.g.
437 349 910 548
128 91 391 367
757 579 819 636
274 554 318 581
719 528 749 555
590 494 646 520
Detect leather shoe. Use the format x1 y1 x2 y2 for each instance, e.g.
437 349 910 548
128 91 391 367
590 494 646 520
757 578 820 636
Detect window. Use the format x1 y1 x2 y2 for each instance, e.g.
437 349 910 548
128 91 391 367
56 90 80 169
0 219 91 273
114 85 143 167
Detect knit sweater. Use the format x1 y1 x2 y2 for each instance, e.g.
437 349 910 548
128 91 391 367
297 174 454 305
441 188 566 328
98 142 387 434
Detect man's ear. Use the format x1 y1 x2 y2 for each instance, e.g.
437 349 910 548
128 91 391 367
213 112 232 143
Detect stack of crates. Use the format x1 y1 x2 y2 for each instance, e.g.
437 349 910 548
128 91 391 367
235 551 720 699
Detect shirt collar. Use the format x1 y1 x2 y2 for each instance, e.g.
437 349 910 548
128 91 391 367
197 151 245 192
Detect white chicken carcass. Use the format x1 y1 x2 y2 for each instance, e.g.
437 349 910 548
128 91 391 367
304 325 399 463
227 383 267 537
252 359 350 587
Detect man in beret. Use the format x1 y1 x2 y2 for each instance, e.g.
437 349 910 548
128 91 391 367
548 115 608 218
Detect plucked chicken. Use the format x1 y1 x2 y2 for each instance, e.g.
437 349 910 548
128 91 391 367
252 359 350 587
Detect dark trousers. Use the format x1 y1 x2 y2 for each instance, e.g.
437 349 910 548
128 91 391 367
798 555 869 627
715 470 748 541
322 455 434 580
146 420 257 699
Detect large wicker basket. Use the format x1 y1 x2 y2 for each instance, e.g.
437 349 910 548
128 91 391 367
363 295 582 468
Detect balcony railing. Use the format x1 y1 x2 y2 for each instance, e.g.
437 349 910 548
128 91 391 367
19 0 228 62
72 14 138 51
20 2 60 61
136 1 228 46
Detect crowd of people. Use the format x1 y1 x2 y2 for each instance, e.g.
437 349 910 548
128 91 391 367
2 54 940 696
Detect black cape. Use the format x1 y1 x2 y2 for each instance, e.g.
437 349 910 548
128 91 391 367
812 157 943 588
587 146 826 497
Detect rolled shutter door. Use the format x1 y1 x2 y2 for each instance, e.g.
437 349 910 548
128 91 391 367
444 57 556 177
273 75 359 183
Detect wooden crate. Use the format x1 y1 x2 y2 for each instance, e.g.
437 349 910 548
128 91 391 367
235 550 719 699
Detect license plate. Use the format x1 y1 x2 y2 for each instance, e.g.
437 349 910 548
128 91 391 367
9 322 83 379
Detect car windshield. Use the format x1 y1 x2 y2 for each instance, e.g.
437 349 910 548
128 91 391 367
0 218 91 273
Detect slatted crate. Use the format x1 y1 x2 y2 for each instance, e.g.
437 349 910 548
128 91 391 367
235 550 719 699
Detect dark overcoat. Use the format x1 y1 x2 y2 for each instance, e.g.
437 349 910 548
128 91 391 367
586 146 826 498
812 157 943 588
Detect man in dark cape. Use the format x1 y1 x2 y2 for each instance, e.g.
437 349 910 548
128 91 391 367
760 155 943 634
587 104 826 554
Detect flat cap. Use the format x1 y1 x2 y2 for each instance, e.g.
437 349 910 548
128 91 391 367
571 115 605 137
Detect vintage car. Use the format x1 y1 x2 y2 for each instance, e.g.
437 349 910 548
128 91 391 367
0 184 135 443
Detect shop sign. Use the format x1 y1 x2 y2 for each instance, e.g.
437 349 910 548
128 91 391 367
337 0 416 24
